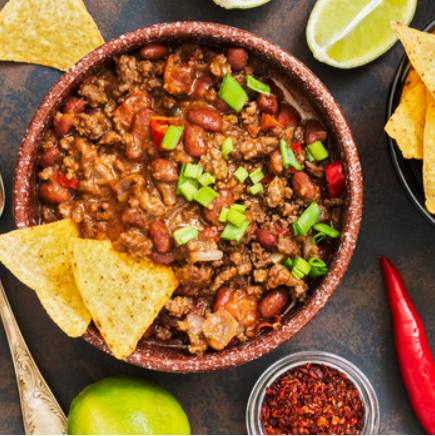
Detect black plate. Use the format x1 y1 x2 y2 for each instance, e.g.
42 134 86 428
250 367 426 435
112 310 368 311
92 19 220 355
387 18 435 228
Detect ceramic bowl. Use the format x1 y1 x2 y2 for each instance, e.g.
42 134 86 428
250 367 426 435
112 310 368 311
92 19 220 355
13 22 362 373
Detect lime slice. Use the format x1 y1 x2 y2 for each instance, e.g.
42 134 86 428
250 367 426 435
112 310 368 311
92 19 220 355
213 0 271 9
306 0 417 68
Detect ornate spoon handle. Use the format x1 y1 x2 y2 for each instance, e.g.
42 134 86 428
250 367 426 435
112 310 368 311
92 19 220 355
0 278 67 435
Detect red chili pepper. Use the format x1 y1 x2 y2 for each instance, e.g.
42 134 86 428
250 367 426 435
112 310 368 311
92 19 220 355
202 226 220 243
56 172 78 189
150 117 181 151
380 257 435 434
260 175 272 184
325 160 344 198
291 142 302 153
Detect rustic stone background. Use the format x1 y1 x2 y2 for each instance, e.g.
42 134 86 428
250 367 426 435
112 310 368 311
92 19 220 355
0 0 434 434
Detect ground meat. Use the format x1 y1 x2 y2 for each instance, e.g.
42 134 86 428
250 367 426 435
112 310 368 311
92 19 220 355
209 54 231 78
237 260 252 276
266 176 285 208
98 131 122 146
155 326 172 341
75 113 104 141
116 55 141 94
198 145 228 180
291 282 309 300
305 161 325 179
78 81 108 107
176 264 214 287
240 101 260 126
323 197 344 208
131 188 166 217
266 264 299 290
253 269 268 283
240 137 279 160
118 229 152 258
165 296 192 318
210 267 237 292
244 198 266 223
277 234 300 257
251 242 273 269
246 285 264 298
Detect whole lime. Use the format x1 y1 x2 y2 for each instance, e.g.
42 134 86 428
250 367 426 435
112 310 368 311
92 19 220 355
67 375 190 435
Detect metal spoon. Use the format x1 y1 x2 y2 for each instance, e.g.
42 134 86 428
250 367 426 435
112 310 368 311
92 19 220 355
0 173 67 435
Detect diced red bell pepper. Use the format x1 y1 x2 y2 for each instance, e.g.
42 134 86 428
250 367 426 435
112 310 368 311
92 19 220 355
150 117 181 151
247 125 261 138
291 142 302 153
260 113 282 131
325 160 344 198
202 226 220 243
56 171 78 189
261 175 272 184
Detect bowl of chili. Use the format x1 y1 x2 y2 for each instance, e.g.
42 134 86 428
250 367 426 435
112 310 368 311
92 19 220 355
246 351 380 435
13 22 362 372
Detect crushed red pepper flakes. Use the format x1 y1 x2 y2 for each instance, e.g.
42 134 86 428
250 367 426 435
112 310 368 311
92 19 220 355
260 363 365 435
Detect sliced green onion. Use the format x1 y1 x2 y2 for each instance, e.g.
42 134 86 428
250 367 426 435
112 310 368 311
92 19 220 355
194 187 219 207
307 141 329 161
222 138 233 160
234 167 249 183
293 202 321 237
179 181 198 202
219 207 229 223
249 168 265 184
281 257 294 270
198 172 216 187
313 223 341 238
308 257 328 278
218 73 248 113
313 232 327 245
161 125 184 150
177 164 198 195
246 75 271 95
249 183 263 195
173 225 199 245
220 220 250 242
230 204 247 213
227 209 246 228
292 257 311 280
280 140 303 171
306 148 315 162
184 163 203 179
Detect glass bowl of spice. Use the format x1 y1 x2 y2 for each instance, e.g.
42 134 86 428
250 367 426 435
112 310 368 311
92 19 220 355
246 351 380 435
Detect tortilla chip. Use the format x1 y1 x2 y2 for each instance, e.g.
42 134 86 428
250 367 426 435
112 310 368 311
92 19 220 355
69 239 178 360
0 220 91 337
391 22 435 99
400 68 422 103
385 81 427 159
424 91 435 214
0 0 104 71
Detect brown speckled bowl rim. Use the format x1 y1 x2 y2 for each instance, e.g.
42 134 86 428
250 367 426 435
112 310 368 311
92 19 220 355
13 22 362 373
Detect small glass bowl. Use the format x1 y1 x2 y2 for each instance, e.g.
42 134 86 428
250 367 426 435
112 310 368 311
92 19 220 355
246 351 380 435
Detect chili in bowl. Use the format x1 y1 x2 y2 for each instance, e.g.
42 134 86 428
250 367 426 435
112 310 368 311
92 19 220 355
246 351 380 435
13 22 362 372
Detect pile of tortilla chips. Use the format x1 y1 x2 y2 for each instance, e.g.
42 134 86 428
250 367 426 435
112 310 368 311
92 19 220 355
385 22 435 214
0 220 178 360
0 0 104 71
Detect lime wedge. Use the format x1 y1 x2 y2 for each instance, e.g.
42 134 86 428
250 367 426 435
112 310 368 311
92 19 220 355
213 0 271 9
306 0 417 69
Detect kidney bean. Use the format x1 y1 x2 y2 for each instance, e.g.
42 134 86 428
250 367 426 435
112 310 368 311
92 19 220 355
203 46 220 62
203 189 234 226
174 286 192 297
227 337 239 348
193 75 214 99
139 44 169 60
291 171 317 200
122 207 147 227
184 124 207 157
63 97 85 114
159 312 179 329
187 107 222 132
143 319 158 339
39 181 73 205
86 107 102 115
227 47 248 71
305 119 327 145
258 287 289 319
151 159 179 183
215 96 230 112
317 242 333 263
39 146 63 168
214 286 234 312
277 105 298 128
268 150 284 176
149 251 175 265
256 229 277 251
150 220 172 253
53 113 74 138
257 94 278 114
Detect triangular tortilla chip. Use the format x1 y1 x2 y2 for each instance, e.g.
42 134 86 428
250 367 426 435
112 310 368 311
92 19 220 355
0 0 104 71
391 22 435 99
0 220 91 337
424 91 435 214
69 239 178 360
385 81 427 159
400 68 422 103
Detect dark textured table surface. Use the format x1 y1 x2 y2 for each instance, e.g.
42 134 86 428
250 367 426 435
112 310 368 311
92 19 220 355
1 0 435 434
